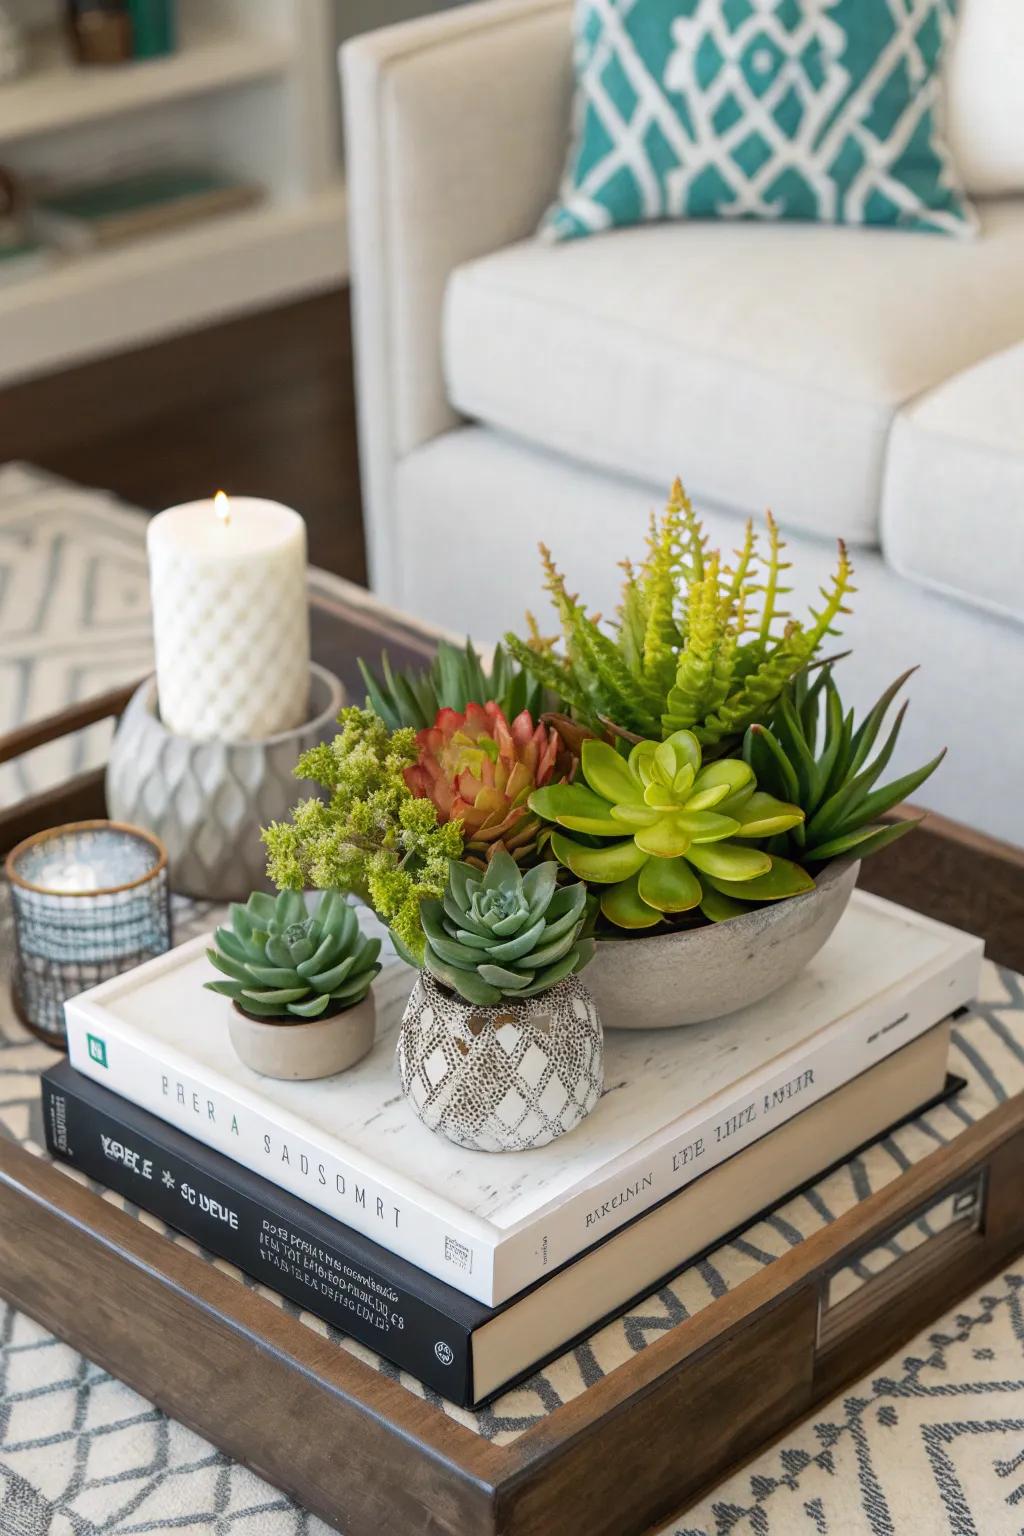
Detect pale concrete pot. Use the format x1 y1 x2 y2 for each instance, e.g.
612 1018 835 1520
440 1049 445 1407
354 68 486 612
228 992 376 1081
106 663 345 901
588 858 860 1030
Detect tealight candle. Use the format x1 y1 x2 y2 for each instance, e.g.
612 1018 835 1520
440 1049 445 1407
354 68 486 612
6 820 172 1045
147 493 310 741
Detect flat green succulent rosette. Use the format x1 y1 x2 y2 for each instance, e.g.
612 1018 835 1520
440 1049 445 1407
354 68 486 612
205 888 382 1019
421 850 594 1007
530 731 812 930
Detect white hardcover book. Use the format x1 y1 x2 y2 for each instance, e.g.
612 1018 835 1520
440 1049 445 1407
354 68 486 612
64 892 982 1307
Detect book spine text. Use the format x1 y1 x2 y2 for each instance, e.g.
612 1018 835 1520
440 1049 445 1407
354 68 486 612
42 1072 476 1404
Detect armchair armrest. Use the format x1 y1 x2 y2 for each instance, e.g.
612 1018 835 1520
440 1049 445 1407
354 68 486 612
341 0 572 595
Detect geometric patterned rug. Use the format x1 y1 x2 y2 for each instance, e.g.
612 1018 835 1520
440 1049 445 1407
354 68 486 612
2 464 1023 1534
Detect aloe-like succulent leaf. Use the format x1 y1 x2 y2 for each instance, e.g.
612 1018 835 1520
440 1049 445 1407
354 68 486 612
773 690 816 803
806 675 845 808
806 702 910 840
828 750 945 835
805 817 922 862
846 667 917 779
744 723 799 802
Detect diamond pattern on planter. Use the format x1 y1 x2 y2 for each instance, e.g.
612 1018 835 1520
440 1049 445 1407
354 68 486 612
398 972 604 1152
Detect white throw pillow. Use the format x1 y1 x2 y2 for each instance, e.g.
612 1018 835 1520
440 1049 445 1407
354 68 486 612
946 0 1024 195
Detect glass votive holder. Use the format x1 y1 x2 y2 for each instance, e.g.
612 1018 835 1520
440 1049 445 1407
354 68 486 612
6 820 173 1047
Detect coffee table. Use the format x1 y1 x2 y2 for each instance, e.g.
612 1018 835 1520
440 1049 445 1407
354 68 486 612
2 579 1023 1536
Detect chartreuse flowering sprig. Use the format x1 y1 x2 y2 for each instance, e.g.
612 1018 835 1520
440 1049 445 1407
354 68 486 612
262 708 463 964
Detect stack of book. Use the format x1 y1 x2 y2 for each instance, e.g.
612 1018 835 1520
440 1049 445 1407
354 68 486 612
45 890 982 1409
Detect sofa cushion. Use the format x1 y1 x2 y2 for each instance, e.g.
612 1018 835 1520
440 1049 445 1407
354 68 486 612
543 0 974 243
443 199 1024 546
946 0 1024 196
882 345 1024 623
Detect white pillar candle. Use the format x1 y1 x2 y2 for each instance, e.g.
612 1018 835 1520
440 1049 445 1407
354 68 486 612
147 494 310 741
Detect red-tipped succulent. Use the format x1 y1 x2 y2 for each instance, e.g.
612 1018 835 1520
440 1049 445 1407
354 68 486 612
404 702 569 866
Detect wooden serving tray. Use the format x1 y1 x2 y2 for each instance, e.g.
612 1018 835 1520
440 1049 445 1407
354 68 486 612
3 582 1024 1535
0 1058 1021 1536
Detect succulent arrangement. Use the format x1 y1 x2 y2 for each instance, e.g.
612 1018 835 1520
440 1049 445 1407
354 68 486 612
421 851 593 1005
531 731 811 929
205 889 381 1019
264 476 944 970
504 480 855 751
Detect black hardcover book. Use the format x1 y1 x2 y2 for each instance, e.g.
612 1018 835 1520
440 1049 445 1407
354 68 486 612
41 1036 963 1409
42 1061 485 1403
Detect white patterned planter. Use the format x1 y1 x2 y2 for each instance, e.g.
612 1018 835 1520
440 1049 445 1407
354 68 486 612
398 971 604 1152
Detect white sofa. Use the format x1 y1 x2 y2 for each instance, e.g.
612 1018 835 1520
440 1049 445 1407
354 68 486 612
342 0 1024 844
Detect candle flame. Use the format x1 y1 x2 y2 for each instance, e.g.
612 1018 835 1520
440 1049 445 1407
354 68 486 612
213 490 231 526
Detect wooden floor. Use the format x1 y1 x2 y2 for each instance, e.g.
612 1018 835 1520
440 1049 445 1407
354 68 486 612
0 289 368 583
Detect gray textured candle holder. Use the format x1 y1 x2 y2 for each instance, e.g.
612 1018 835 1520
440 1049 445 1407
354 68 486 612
106 664 345 901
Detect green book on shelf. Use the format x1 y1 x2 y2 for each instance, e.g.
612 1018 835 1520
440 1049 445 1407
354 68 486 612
33 168 262 253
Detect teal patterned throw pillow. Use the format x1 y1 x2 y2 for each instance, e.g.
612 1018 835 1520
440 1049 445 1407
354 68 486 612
544 0 975 238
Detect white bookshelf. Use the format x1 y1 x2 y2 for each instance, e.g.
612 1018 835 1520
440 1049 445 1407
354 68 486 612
0 0 348 385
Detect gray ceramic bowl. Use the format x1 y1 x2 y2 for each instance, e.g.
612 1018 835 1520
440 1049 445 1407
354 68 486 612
586 857 860 1030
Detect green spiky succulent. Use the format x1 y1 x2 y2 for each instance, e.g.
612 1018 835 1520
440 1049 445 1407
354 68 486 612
420 851 594 1006
205 889 382 1020
359 638 545 732
744 667 946 863
505 479 854 750
530 732 813 929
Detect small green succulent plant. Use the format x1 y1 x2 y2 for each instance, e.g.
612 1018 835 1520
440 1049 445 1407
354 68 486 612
359 638 544 732
745 667 946 863
530 732 813 929
421 851 594 1006
205 889 381 1019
